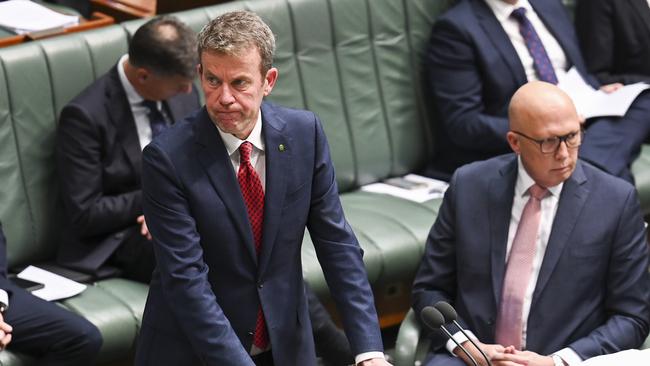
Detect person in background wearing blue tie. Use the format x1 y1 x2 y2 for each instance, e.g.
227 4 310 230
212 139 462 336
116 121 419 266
55 16 200 283
0 222 102 365
412 81 650 366
424 0 650 185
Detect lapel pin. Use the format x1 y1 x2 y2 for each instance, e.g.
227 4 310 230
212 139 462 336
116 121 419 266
278 144 286 152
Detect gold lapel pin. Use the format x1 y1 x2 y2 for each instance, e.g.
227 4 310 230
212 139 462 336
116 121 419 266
278 144 286 152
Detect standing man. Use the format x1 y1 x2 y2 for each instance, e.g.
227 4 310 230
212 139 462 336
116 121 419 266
413 81 650 366
135 11 390 366
56 16 200 282
0 223 102 365
425 0 650 183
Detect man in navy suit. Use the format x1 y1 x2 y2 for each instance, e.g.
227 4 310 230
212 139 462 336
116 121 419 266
56 16 200 282
0 223 102 365
426 0 650 183
413 81 650 366
135 11 390 366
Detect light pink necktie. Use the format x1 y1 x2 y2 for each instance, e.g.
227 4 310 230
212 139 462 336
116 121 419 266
495 184 548 350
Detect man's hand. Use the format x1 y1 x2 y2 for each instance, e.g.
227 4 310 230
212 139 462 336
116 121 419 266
0 312 13 351
599 83 623 94
137 215 152 241
454 341 517 366
491 350 555 366
357 358 392 366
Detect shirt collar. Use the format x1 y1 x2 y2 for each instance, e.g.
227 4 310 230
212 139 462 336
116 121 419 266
515 155 563 198
117 54 145 107
216 111 265 156
484 0 533 23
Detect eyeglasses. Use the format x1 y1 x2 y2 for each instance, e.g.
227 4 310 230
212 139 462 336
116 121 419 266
511 129 583 154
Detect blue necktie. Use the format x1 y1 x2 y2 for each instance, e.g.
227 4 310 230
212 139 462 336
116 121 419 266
511 7 558 84
142 100 168 138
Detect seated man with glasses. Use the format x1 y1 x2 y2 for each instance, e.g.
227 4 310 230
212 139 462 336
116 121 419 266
412 81 650 366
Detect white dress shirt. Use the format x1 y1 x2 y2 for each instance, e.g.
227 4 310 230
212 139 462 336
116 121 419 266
117 54 169 150
484 0 568 82
215 113 383 364
447 157 581 364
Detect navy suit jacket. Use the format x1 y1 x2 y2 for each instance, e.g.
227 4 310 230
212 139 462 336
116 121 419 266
56 65 199 273
428 0 599 176
135 102 383 365
413 155 650 361
575 0 650 85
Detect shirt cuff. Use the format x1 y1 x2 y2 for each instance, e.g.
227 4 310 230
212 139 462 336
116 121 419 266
355 351 385 364
553 348 582 365
445 330 478 356
0 289 8 310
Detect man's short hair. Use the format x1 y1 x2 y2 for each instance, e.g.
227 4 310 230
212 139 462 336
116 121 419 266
197 11 276 75
128 16 197 79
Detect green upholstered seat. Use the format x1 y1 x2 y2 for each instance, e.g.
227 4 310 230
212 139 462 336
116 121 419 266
0 0 649 364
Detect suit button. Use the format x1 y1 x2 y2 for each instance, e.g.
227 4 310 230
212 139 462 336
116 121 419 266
258 283 263 289
487 318 494 325
248 331 254 336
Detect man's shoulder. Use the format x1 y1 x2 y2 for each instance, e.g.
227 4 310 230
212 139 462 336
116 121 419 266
455 153 515 179
579 160 636 197
435 0 480 27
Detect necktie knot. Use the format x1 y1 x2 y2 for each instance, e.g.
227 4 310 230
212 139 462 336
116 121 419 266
511 7 527 22
142 99 157 111
528 184 548 201
239 141 253 164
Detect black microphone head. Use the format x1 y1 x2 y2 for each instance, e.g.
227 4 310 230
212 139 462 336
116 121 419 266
434 301 458 322
421 306 445 330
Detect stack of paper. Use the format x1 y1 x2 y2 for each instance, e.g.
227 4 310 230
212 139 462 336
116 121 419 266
0 0 79 35
361 174 449 203
17 265 87 301
558 67 650 119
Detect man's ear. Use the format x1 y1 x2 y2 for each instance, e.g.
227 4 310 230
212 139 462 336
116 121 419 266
197 63 202 76
506 131 521 154
263 67 279 96
136 68 150 83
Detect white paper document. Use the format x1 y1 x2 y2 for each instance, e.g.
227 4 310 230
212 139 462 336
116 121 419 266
578 349 650 366
0 0 79 35
361 174 449 203
558 67 650 119
17 265 86 301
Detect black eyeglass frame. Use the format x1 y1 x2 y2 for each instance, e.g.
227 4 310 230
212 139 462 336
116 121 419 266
511 129 584 154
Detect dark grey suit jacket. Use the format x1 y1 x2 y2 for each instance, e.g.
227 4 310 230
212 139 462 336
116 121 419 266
56 65 200 273
575 0 650 85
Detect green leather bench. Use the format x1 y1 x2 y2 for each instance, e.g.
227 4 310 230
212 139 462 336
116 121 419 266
0 0 648 365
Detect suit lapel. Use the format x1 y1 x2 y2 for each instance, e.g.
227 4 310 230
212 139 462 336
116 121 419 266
489 157 517 306
629 0 650 37
194 109 257 264
107 67 142 181
529 0 584 74
258 103 290 277
532 162 588 303
472 0 527 87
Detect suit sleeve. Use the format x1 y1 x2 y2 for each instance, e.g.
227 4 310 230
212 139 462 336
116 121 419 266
568 186 650 358
411 170 471 349
575 0 650 85
141 143 253 366
428 18 510 152
56 105 142 238
306 116 384 356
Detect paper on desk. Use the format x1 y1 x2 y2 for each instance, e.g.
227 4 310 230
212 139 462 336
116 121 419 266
0 0 78 35
361 174 449 203
558 67 650 119
17 265 86 301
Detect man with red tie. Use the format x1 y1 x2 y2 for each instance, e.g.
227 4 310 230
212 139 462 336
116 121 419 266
135 11 391 366
412 81 650 366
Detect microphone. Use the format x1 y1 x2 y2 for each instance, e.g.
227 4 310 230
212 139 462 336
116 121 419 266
420 306 479 366
434 301 492 366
